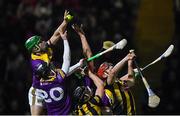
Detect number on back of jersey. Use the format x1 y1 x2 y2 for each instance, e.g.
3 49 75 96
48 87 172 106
36 87 64 103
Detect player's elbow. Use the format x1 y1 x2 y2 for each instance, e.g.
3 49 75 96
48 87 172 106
127 74 135 87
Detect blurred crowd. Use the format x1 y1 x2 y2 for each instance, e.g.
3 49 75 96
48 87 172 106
0 0 179 114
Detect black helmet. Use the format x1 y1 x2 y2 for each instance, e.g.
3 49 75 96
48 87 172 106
73 86 92 103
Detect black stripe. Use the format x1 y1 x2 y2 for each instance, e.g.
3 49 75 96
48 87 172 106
95 95 103 105
128 91 136 114
117 82 127 114
112 83 119 104
90 96 99 105
87 102 98 115
107 85 118 114
112 83 123 114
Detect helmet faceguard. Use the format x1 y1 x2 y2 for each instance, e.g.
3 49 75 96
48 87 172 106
34 61 56 80
97 62 113 80
73 86 92 103
38 41 49 53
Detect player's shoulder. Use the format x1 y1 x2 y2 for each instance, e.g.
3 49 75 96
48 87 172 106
56 68 66 78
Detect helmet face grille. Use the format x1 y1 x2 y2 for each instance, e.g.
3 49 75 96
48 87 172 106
73 86 92 103
73 86 86 102
97 62 111 79
25 36 41 52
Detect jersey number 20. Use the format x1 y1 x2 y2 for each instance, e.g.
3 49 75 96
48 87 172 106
37 87 64 103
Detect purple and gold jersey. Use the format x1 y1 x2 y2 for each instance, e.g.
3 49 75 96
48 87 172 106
31 48 53 88
31 48 53 64
30 48 71 115
35 69 71 115
31 59 44 88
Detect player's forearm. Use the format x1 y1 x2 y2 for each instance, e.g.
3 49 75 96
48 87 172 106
112 56 128 75
125 59 135 87
61 39 71 74
59 20 68 34
67 62 82 76
49 20 68 45
79 35 92 58
106 72 116 85
48 34 60 46
119 60 134 80
79 35 95 72
95 86 104 98
128 60 134 77
107 57 127 85
90 69 104 98
88 71 104 89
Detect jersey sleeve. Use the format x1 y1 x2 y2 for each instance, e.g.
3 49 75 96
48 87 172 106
56 68 66 83
102 89 114 106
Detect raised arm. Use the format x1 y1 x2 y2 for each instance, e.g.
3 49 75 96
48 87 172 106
88 70 104 98
48 10 70 45
66 59 85 76
59 30 71 75
111 55 129 76
106 55 128 85
72 24 95 72
106 52 136 85
119 54 135 87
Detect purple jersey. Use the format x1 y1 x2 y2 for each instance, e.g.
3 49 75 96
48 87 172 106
37 70 71 115
31 59 43 88
31 60 71 115
83 75 93 87
30 47 53 88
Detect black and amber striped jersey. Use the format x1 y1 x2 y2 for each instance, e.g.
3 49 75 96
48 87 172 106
107 80 136 115
74 95 102 115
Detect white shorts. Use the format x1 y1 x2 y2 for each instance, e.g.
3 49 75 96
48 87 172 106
28 86 45 107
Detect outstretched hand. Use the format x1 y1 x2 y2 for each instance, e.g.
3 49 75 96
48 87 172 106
79 58 88 68
127 50 136 60
72 24 85 35
64 10 70 21
59 30 68 40
77 58 88 75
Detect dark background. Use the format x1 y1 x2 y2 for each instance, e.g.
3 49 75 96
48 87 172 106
0 0 179 114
